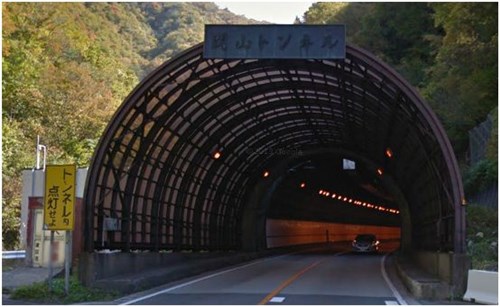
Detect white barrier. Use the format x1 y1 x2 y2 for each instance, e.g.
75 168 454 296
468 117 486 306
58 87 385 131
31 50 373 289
463 269 498 304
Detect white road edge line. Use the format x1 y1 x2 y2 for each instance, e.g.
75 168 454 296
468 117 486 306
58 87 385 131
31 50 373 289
385 300 399 305
381 253 407 305
119 249 314 305
269 296 286 303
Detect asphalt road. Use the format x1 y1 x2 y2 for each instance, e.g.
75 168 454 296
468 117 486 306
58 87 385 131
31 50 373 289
118 241 408 305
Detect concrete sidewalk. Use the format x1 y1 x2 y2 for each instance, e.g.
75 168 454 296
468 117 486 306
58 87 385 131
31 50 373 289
2 265 63 292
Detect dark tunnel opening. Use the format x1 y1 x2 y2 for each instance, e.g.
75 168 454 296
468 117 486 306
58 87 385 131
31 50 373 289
240 149 407 252
264 153 403 249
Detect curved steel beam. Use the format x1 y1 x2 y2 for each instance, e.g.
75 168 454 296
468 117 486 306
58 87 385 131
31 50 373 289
83 42 465 253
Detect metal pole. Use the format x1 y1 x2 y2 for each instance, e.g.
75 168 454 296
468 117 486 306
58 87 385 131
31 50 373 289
64 230 71 295
36 135 40 170
48 231 54 291
41 145 47 172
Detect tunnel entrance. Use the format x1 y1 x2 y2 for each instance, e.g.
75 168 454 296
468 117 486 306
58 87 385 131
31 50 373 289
83 42 465 256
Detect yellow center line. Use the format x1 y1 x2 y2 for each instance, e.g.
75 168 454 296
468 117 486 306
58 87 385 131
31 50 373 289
258 251 347 305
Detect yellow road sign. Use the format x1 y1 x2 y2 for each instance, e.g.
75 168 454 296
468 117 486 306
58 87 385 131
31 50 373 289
43 165 76 230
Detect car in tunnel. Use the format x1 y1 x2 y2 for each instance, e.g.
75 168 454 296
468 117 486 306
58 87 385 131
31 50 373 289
352 234 380 253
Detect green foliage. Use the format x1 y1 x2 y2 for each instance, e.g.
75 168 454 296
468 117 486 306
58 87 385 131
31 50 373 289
2 120 33 250
485 107 498 162
305 3 439 86
424 3 498 154
463 159 498 196
466 205 498 270
11 276 118 304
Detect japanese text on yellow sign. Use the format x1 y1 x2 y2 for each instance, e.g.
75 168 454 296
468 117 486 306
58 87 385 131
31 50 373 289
44 165 76 230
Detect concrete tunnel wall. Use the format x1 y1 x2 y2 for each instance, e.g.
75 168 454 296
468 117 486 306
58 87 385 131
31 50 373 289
266 219 400 248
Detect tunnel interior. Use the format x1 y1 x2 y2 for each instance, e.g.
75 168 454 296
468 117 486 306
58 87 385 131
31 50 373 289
83 43 464 255
266 153 400 226
254 152 403 249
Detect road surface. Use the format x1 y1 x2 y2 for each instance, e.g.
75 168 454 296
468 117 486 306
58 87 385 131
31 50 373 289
119 241 407 305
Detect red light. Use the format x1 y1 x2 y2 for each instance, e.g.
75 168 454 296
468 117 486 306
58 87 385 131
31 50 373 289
337 195 342 200
263 171 270 178
343 197 347 201
377 168 383 176
332 194 336 198
300 182 306 188
325 192 330 197
213 151 222 159
348 199 353 203
319 190 323 195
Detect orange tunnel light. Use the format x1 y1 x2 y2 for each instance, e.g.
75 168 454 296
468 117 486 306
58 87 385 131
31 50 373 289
385 148 393 158
213 151 222 159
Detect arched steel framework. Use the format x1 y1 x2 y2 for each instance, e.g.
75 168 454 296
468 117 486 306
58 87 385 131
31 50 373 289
83 43 465 253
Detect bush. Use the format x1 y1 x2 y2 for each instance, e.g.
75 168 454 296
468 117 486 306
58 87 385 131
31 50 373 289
463 159 498 196
11 276 118 304
466 205 498 270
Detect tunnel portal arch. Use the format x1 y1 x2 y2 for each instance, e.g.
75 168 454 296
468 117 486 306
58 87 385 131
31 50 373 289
83 43 465 254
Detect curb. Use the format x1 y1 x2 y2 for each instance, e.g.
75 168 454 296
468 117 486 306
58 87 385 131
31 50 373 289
394 254 450 300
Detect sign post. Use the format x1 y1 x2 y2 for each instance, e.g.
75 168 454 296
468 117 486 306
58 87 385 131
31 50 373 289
48 231 54 291
43 165 76 295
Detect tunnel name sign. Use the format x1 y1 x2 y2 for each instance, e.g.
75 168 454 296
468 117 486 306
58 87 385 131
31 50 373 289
204 25 346 59
43 165 76 230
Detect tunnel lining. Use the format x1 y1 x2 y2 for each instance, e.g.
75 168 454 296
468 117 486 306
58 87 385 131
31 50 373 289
83 43 464 253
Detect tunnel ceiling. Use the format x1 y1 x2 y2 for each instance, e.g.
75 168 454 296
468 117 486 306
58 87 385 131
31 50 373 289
266 154 401 227
84 43 464 253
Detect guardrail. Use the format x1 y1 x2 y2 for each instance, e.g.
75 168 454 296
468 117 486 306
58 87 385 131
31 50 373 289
2 250 26 259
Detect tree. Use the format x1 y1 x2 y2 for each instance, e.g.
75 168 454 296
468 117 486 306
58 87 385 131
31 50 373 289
423 3 498 154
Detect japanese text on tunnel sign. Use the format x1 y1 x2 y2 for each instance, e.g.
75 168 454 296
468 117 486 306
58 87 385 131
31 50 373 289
204 25 346 59
43 165 76 230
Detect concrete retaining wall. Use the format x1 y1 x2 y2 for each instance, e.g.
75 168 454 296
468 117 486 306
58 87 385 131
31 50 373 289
413 251 452 282
79 243 329 293
396 250 470 299
80 251 235 282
